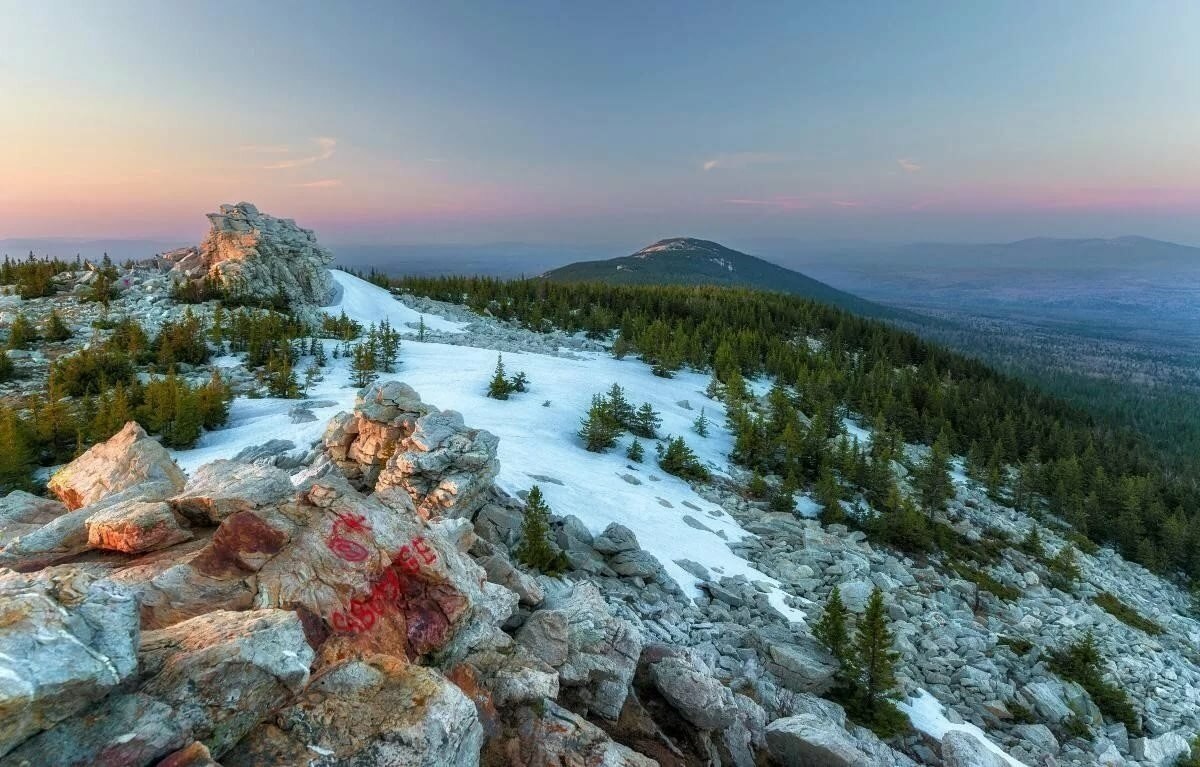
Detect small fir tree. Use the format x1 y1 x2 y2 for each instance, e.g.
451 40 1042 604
814 586 854 677
817 464 845 524
693 408 710 437
509 370 529 393
631 402 661 438
514 486 565 574
915 429 955 514
7 313 37 349
626 439 645 463
853 587 900 718
0 407 33 492
350 343 378 388
487 354 512 400
658 436 710 481
580 395 619 452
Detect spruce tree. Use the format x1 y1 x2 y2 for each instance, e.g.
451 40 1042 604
579 395 618 452
916 429 955 513
769 472 798 513
693 408 710 437
659 436 709 481
7 313 36 349
631 402 661 438
817 463 845 524
350 343 377 388
626 439 645 463
417 315 427 341
509 370 529 393
514 485 564 574
853 587 900 718
605 383 635 427
814 586 853 675
487 354 512 399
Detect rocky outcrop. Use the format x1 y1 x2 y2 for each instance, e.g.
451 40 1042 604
324 381 500 518
47 422 184 511
165 202 334 314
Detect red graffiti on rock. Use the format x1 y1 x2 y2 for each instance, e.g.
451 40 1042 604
326 513 373 563
329 535 441 636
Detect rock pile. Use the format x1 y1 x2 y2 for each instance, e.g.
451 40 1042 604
323 381 500 519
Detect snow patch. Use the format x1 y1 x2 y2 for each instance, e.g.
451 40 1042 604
898 689 1028 767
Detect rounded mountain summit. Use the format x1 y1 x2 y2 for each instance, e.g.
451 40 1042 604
542 237 902 320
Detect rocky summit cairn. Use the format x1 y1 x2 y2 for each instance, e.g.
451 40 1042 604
164 201 335 313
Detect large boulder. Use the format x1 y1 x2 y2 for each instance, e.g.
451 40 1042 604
0 492 68 547
648 653 739 731
1132 730 1192 766
224 656 482 767
765 713 872 767
746 626 838 695
0 569 140 757
120 473 516 661
166 202 335 311
325 381 500 519
47 422 185 511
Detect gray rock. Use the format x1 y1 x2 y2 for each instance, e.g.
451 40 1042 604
231 439 296 466
765 713 872 766
940 730 1005 767
516 609 570 667
171 460 295 525
650 654 739 730
1131 730 1191 766
224 659 482 767
542 582 642 719
593 522 640 555
1011 723 1059 756
0 569 140 758
138 609 313 757
168 202 335 315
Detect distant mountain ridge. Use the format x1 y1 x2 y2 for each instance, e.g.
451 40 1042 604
542 237 905 319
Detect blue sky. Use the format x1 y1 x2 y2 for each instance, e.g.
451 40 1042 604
1 0 1198 245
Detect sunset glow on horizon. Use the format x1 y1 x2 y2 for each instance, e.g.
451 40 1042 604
3 1 1198 245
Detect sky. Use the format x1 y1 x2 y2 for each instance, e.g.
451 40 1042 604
2 0 1198 247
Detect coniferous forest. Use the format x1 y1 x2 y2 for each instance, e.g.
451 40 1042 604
392 275 1200 583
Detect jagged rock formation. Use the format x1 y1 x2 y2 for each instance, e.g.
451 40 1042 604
164 202 334 314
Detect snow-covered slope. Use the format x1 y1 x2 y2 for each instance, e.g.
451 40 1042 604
172 270 805 617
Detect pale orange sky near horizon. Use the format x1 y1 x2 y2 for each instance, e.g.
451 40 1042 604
3 1 1198 245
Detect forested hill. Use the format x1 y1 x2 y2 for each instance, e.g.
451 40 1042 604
394 274 1200 583
542 237 910 322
